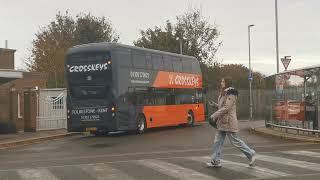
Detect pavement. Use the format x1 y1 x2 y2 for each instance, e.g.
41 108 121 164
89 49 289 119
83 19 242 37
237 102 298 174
253 126 320 143
0 129 78 150
248 119 320 143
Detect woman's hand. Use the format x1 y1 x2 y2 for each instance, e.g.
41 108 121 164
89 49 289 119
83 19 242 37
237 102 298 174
208 101 218 107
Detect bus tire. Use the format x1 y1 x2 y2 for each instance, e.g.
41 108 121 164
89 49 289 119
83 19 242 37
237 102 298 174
136 115 147 134
187 111 195 127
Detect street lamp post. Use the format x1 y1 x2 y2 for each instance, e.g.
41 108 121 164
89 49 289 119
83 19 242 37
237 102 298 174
179 38 183 55
176 36 183 54
248 24 254 129
275 0 280 73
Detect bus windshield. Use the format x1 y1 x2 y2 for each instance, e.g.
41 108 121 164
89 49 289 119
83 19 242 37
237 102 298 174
66 51 112 100
70 85 110 100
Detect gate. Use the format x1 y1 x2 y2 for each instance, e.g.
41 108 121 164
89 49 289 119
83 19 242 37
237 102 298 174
36 88 67 131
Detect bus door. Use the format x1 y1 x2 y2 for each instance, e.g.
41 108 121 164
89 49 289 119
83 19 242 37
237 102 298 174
117 87 137 130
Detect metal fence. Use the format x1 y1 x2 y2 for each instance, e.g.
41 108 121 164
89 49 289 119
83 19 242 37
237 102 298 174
205 89 268 120
36 88 67 131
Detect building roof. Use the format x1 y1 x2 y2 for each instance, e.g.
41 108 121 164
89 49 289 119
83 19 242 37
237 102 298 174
0 48 16 53
267 64 320 78
0 69 23 85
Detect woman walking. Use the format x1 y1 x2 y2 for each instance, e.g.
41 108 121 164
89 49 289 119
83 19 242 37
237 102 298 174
208 77 256 168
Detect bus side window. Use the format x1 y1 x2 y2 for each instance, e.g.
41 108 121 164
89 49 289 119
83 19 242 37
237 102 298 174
152 54 164 70
132 51 146 69
144 94 156 105
163 56 172 71
191 60 201 74
129 93 137 105
166 90 176 105
166 94 175 105
146 54 153 70
196 90 203 103
172 57 182 72
182 59 193 73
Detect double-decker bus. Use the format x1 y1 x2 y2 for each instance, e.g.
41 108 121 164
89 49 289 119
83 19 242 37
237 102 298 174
65 43 205 134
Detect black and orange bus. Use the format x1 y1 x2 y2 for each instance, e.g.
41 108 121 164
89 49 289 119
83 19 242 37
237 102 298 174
65 43 205 134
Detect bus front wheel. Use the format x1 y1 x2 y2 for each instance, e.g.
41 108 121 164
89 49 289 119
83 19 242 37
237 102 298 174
136 115 147 134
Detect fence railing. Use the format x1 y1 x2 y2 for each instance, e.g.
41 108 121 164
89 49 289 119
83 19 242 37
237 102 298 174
266 122 320 137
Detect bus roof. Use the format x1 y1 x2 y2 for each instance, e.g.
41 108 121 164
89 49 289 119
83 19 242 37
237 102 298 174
67 42 198 61
267 64 320 78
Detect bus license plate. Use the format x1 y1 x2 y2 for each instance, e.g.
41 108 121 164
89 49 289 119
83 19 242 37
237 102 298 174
86 127 97 132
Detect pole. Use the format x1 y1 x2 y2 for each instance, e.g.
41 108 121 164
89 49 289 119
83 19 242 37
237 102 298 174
248 25 254 129
179 38 183 55
54 71 58 88
275 0 280 73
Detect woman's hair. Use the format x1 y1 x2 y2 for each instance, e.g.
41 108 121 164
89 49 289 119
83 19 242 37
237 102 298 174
219 76 233 95
224 76 233 88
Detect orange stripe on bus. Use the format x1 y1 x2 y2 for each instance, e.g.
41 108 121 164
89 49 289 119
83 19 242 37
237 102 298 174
152 71 202 89
143 104 205 128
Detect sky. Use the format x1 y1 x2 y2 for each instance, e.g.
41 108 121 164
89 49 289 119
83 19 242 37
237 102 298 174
1 0 319 76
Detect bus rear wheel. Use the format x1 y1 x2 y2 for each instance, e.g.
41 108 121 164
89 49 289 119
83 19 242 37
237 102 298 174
187 111 195 127
136 115 147 134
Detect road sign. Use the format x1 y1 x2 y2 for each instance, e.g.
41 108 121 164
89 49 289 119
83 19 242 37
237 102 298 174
281 56 291 71
248 73 253 81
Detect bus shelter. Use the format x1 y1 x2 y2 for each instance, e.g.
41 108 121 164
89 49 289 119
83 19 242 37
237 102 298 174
265 65 320 131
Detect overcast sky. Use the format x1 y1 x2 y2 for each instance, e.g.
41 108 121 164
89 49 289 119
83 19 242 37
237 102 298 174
1 0 319 75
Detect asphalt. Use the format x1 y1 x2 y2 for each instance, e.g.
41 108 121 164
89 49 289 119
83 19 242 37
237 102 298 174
1 121 320 180
0 120 319 151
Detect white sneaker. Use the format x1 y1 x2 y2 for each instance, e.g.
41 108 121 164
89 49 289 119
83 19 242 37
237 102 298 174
249 153 256 166
206 160 222 168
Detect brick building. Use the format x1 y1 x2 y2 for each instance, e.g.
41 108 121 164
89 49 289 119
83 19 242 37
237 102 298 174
0 48 47 133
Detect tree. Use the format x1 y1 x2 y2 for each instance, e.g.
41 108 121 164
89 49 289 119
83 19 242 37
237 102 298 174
134 21 179 53
207 64 265 90
175 8 221 66
134 8 221 90
26 11 119 88
134 8 221 66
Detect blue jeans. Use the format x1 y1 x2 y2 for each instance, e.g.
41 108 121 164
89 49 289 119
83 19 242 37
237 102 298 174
211 130 255 162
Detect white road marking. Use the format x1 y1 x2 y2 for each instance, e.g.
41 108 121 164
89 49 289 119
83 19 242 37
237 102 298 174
135 159 219 180
283 150 320 158
187 156 290 178
17 168 59 180
79 163 135 180
236 154 320 172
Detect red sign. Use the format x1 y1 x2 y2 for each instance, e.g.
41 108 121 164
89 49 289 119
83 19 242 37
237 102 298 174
281 56 291 71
